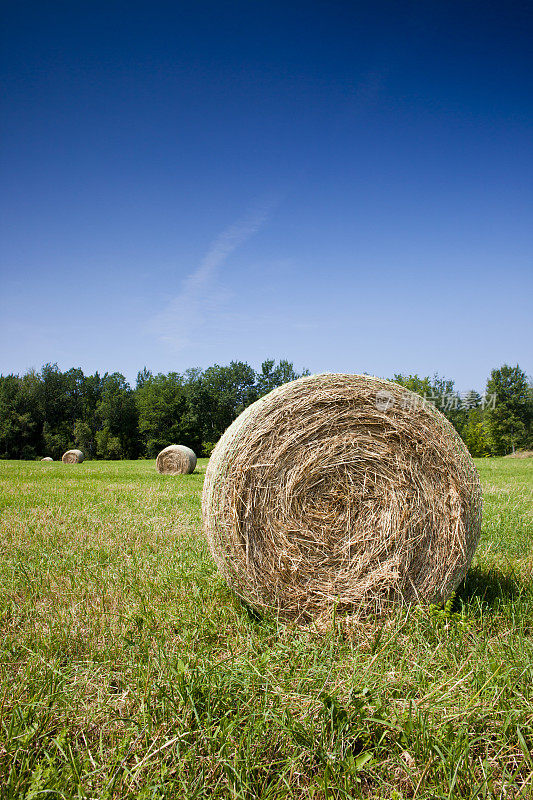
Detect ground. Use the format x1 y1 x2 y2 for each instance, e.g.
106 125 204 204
0 457 532 799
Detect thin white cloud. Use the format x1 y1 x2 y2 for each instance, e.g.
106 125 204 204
150 200 275 350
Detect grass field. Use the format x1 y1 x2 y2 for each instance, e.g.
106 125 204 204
1 457 532 799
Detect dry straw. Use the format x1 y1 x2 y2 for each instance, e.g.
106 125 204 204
62 449 84 464
156 445 197 475
41 457 53 462
202 374 482 624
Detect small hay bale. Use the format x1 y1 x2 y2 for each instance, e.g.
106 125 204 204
156 444 197 475
41 457 53 462
62 449 84 464
202 374 482 623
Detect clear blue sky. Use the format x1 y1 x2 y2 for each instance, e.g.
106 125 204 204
1 0 531 391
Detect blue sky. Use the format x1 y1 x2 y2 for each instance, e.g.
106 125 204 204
1 0 531 391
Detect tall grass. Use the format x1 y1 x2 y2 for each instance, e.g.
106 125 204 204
0 457 532 798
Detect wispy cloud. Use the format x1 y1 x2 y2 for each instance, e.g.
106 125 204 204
150 199 275 351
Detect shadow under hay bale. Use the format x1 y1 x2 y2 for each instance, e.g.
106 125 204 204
156 444 197 475
456 565 522 610
61 449 84 464
202 374 482 625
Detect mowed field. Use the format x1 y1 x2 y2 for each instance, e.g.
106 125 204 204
1 458 532 800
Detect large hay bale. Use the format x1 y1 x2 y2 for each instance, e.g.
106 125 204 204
62 449 84 464
202 374 482 622
156 445 197 475
41 457 53 462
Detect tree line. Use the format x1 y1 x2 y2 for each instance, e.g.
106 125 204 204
0 360 531 460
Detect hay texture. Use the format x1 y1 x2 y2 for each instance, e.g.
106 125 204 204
62 449 84 464
41 457 53 462
202 374 482 622
156 445 197 475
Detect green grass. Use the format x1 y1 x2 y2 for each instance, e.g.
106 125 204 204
0 457 532 799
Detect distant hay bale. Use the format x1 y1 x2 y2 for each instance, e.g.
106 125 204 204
62 449 84 464
202 374 482 623
41 457 53 462
156 445 197 475
504 450 533 459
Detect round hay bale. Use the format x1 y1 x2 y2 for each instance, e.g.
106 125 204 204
156 445 197 475
202 374 482 622
62 449 84 464
41 457 53 462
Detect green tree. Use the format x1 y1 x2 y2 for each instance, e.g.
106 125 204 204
461 407 491 457
392 374 461 416
0 374 40 458
135 371 190 457
73 420 95 457
95 428 123 459
36 364 78 456
136 366 152 389
96 373 139 459
74 372 102 457
36 364 102 458
184 361 258 452
256 359 309 396
38 364 73 453
392 373 432 397
485 364 532 455
392 372 473 444
184 360 310 455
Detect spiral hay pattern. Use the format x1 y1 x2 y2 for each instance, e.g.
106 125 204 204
202 374 482 623
62 449 84 464
156 445 197 475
